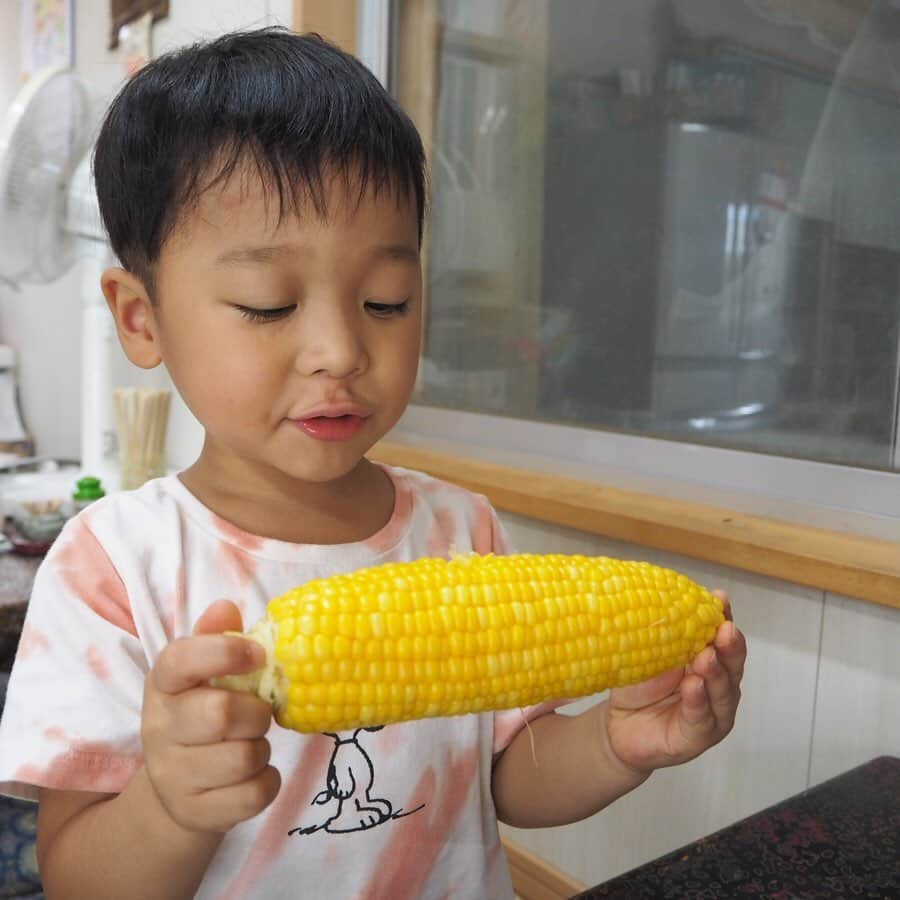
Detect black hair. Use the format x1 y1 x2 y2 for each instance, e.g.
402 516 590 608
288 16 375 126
93 27 427 291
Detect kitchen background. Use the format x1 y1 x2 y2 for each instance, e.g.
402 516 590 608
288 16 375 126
0 0 898 893
2 1 900 476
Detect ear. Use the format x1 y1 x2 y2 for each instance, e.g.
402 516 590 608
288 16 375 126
101 267 162 369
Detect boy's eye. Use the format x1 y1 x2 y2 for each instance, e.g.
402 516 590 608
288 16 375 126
235 304 296 322
365 299 410 318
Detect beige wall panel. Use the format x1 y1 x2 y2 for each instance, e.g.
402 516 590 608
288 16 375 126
810 594 900 786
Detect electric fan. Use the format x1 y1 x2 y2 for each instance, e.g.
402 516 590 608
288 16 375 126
0 65 117 475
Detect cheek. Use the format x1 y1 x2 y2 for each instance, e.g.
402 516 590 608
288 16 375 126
161 330 275 416
369 325 419 405
389 325 421 385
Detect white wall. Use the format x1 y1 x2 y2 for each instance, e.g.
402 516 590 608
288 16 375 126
0 1 21 117
0 0 292 466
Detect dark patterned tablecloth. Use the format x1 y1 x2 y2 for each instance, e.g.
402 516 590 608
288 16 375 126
0 553 43 897
0 552 40 671
575 756 900 900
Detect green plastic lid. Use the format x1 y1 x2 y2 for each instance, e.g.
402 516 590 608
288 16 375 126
73 476 105 502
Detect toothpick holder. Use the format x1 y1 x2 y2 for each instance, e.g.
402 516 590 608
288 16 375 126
114 388 171 490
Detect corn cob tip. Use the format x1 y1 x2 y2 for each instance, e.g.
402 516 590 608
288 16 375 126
211 620 286 710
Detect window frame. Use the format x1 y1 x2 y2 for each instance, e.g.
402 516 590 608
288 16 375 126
360 0 900 529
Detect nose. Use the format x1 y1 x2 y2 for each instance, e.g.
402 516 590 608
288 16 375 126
297 302 368 379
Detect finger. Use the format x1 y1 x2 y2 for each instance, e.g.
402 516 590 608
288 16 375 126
610 666 682 710
186 738 273 792
188 765 282 832
193 599 245 637
712 589 733 621
692 645 738 727
173 687 273 744
153 634 264 695
678 673 714 730
714 621 747 684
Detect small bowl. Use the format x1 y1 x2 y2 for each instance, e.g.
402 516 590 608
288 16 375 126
16 511 66 543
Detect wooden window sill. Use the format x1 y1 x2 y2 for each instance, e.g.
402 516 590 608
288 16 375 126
370 441 900 610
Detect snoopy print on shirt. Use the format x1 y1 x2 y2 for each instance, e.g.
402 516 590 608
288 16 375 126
289 727 423 836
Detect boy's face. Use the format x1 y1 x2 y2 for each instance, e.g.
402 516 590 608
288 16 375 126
121 164 422 488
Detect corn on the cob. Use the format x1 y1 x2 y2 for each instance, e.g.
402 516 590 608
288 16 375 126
213 553 724 733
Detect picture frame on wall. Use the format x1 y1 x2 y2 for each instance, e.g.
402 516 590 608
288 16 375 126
109 0 169 50
20 0 74 81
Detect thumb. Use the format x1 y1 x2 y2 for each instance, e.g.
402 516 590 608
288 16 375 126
610 667 683 710
193 599 245 637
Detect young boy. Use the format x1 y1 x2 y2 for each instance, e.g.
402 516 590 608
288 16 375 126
0 28 745 899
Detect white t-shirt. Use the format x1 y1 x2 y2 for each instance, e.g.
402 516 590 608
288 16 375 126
0 465 555 899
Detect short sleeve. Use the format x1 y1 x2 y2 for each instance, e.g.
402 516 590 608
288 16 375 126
472 494 512 556
0 517 147 800
488 502 512 555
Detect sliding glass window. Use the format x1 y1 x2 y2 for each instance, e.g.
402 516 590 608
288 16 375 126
391 0 900 472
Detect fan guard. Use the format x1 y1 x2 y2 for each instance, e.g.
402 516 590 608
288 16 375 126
0 66 94 284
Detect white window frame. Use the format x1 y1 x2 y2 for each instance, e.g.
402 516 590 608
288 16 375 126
359 1 900 537
356 0 391 86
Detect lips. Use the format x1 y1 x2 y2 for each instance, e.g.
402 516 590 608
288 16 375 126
296 414 367 441
287 403 371 442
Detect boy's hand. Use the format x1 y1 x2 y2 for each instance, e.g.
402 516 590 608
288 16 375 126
604 591 746 775
141 600 281 833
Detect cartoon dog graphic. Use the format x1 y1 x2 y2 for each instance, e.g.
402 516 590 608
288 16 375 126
289 726 422 836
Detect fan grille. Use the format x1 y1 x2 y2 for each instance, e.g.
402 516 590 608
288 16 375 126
0 67 94 284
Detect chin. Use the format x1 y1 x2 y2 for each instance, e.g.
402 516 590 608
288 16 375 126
283 451 371 484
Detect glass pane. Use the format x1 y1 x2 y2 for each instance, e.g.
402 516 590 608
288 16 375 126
391 0 900 471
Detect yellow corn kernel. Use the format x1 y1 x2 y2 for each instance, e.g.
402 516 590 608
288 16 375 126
212 553 724 734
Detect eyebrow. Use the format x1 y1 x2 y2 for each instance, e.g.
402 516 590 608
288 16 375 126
215 243 420 266
215 244 297 266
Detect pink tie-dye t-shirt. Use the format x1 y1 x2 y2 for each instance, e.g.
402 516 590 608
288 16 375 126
0 465 556 899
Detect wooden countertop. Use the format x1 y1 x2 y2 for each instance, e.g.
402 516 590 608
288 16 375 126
370 441 900 610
